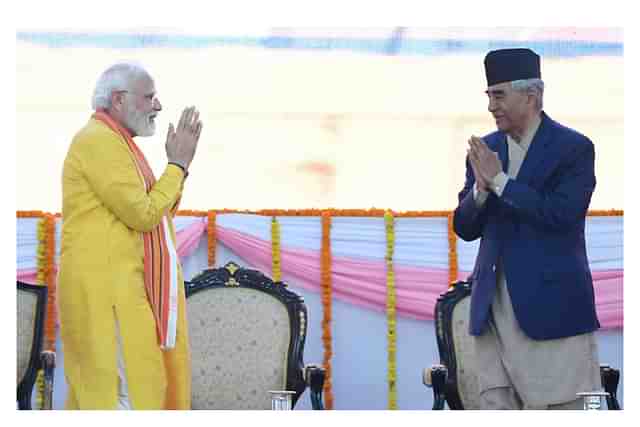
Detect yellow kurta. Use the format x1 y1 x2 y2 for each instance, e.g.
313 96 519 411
59 117 191 409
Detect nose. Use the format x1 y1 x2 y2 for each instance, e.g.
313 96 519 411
153 97 162 111
487 96 497 113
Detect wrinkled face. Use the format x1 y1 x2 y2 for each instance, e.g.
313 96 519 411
486 81 530 136
121 75 162 137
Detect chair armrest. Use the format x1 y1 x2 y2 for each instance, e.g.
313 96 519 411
423 365 448 410
304 364 326 410
40 351 56 410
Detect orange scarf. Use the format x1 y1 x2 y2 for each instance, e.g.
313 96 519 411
93 110 179 350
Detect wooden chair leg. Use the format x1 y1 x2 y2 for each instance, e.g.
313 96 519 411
305 364 326 410
600 365 621 410
41 351 56 410
423 365 448 410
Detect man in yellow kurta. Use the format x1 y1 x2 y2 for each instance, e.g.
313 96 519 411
58 62 202 409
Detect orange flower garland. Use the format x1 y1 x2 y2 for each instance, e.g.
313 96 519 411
43 214 58 353
587 209 624 216
207 210 217 267
167 208 623 219
176 210 207 217
17 210 46 218
320 210 334 409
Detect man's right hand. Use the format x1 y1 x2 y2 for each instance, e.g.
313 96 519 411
467 137 490 192
166 106 203 171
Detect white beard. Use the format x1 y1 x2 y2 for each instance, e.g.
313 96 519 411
123 108 155 137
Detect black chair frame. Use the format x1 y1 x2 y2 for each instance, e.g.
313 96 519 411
17 281 48 410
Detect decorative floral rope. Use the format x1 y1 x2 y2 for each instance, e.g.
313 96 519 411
207 210 217 268
384 210 397 409
447 212 458 286
271 216 282 282
587 209 624 216
34 216 47 409
175 210 207 217
16 211 46 218
43 215 57 353
320 210 334 409
33 214 57 408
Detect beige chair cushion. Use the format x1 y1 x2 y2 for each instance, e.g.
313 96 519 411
17 289 38 385
451 295 481 409
188 287 291 409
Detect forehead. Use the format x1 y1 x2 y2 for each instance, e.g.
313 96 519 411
485 81 512 95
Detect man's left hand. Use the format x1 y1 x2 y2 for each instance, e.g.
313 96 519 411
468 136 502 185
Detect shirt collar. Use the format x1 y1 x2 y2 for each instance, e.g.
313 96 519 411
507 114 542 152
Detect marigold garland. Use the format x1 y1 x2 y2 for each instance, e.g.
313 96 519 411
35 368 45 409
35 217 47 409
384 210 398 409
207 210 217 267
271 217 282 282
172 208 623 219
447 212 458 286
176 210 207 217
320 211 334 409
587 209 624 216
33 214 57 408
43 215 58 353
174 208 455 217
36 218 47 284
16 210 46 218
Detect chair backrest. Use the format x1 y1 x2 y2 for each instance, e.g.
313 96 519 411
17 281 48 409
434 281 480 409
185 262 308 409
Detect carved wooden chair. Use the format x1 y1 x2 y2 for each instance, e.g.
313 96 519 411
17 281 55 410
423 280 621 410
185 262 325 410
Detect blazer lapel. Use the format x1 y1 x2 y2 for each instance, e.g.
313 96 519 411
497 133 509 174
515 111 553 185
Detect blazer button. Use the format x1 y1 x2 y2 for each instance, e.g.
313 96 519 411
492 265 496 272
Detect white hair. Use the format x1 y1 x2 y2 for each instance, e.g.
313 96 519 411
91 62 150 110
511 78 545 110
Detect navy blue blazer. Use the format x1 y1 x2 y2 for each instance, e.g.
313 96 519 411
453 111 600 340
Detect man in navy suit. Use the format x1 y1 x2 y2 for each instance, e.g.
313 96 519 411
454 48 601 409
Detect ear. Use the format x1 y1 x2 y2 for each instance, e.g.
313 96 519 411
526 89 538 107
110 91 126 112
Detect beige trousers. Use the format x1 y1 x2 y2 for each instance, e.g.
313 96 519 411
479 387 584 410
473 263 601 409
115 316 132 410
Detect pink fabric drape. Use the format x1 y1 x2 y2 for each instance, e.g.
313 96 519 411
217 226 623 328
175 217 207 260
17 268 38 285
15 218 205 285
17 218 623 329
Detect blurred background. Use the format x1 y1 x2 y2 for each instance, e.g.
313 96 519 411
16 27 623 212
